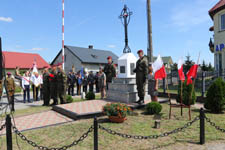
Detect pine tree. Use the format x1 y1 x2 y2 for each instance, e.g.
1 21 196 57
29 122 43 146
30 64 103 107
201 60 207 71
208 62 214 71
183 54 193 74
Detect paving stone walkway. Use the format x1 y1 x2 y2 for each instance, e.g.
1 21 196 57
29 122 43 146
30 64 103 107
0 110 73 134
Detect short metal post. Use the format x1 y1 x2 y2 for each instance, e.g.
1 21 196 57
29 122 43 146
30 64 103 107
94 117 98 150
6 115 12 150
163 78 166 94
202 72 205 97
200 108 205 145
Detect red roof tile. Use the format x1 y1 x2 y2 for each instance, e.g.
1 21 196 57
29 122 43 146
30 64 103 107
209 0 225 19
3 51 50 69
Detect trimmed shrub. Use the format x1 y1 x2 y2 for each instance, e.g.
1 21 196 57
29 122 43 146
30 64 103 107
145 102 162 115
66 95 73 103
204 78 225 113
85 92 95 100
176 80 196 105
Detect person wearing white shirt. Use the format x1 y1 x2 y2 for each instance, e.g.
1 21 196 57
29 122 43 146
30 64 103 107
22 71 30 103
31 72 42 101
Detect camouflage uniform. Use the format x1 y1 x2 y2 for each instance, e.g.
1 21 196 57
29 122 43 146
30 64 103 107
43 72 50 106
134 56 148 101
57 70 67 104
49 70 58 105
103 63 116 90
6 77 15 111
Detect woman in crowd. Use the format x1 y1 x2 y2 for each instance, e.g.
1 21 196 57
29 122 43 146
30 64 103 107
98 67 106 99
22 71 31 103
148 64 158 102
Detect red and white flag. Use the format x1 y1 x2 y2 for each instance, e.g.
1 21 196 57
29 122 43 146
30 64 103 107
186 64 198 85
178 58 185 82
32 59 38 74
152 55 167 80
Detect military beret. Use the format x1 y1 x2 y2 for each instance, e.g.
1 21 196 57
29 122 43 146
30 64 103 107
107 56 112 60
137 49 143 54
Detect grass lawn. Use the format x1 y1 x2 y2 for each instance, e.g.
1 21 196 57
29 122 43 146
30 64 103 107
0 103 224 150
158 88 202 97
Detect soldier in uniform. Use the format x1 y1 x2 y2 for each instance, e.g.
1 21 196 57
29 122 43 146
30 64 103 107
57 64 67 104
103 56 116 90
42 66 50 106
49 65 58 105
6 72 15 111
133 50 148 104
0 80 3 98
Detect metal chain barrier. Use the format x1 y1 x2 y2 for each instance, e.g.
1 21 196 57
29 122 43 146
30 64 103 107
205 116 225 133
99 116 200 140
12 125 94 150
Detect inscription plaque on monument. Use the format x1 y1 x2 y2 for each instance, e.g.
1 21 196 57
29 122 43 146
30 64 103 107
120 66 126 74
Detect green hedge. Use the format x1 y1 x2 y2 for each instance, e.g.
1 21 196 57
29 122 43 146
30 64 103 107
66 95 74 103
85 92 95 100
145 102 162 115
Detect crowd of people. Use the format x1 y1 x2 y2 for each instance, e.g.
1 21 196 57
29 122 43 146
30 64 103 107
1 51 159 111
1 56 116 111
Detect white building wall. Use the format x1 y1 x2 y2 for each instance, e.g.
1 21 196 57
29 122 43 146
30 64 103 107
213 9 225 71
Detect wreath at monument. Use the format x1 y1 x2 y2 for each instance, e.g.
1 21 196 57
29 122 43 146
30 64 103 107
103 103 132 123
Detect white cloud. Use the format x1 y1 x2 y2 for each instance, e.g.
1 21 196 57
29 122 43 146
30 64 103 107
107 45 116 48
0 17 13 22
169 0 218 32
29 48 48 51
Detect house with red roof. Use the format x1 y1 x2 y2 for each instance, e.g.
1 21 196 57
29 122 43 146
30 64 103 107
3 51 50 75
209 0 225 73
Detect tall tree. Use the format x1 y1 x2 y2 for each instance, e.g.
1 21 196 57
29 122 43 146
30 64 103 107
183 54 193 74
147 0 153 62
201 60 208 71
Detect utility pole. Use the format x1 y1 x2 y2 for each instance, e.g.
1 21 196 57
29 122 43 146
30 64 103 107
147 0 153 62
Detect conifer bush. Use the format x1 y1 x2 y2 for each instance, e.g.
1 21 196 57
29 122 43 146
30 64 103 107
177 80 196 105
204 78 225 113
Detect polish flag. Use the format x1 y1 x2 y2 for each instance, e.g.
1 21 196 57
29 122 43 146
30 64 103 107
32 60 38 74
186 64 198 85
152 55 167 80
178 58 185 82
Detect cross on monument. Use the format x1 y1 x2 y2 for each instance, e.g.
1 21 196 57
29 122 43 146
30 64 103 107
119 5 133 53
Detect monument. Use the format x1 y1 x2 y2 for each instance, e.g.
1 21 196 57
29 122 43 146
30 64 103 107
107 5 149 103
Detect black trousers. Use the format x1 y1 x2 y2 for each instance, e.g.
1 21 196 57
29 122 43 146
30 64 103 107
95 83 99 93
83 86 87 93
43 88 50 106
23 85 30 102
32 85 39 101
40 84 43 100
9 95 15 111
89 84 94 92
68 84 74 96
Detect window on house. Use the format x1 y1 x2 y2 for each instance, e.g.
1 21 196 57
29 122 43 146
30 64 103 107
91 54 98 59
220 14 225 31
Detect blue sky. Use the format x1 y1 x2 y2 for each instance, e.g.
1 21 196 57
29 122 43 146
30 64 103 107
0 0 218 65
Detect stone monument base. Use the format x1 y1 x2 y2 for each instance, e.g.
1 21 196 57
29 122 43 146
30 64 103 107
106 78 150 103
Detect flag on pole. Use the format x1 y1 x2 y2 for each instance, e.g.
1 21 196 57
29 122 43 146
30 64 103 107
178 58 185 81
186 64 198 85
32 59 38 74
152 55 167 80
